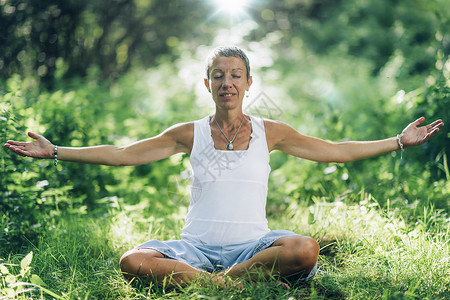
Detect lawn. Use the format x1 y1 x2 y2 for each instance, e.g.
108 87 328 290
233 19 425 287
1 190 448 299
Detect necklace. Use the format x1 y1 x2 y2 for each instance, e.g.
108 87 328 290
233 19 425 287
214 115 245 150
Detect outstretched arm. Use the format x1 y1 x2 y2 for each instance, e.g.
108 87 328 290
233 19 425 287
266 117 444 163
4 122 194 166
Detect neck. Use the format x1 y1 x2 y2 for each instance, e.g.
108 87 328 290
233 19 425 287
214 108 244 129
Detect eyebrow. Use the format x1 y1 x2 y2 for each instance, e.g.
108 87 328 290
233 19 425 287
211 68 244 73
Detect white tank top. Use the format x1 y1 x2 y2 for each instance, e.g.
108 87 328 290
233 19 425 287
180 115 271 245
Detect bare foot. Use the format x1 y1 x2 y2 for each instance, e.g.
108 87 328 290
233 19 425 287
213 274 244 289
196 272 243 289
275 280 290 290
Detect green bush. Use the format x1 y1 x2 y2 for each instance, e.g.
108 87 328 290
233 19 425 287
0 64 204 255
1 84 54 254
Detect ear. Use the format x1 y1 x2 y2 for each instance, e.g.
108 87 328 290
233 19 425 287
204 78 211 92
246 76 253 91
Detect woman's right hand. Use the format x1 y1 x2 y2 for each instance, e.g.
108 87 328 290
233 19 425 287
4 132 54 159
4 122 193 166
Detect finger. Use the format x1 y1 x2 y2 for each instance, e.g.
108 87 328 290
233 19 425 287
425 127 440 140
429 122 445 133
426 119 443 129
412 117 425 127
5 140 27 146
434 120 444 129
6 145 29 156
5 142 28 149
28 131 40 139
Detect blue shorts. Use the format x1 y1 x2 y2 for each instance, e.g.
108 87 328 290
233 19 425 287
136 230 317 280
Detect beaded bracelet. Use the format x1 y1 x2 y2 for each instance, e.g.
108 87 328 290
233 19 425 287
396 133 404 159
53 145 58 166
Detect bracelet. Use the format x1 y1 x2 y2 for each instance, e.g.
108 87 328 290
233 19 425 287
53 145 58 166
396 133 404 159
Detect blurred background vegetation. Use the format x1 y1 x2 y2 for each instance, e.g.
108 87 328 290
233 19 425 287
0 0 448 255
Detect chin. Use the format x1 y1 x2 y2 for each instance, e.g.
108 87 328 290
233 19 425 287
219 103 241 111
217 98 242 108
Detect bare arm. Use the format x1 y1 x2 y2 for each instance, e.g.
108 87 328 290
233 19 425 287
4 122 194 166
265 117 444 163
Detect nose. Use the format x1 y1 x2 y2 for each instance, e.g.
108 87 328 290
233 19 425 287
221 75 233 89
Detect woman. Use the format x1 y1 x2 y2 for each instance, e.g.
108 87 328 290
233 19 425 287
4 46 444 287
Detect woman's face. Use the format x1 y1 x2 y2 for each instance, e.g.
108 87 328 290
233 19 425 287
204 56 252 111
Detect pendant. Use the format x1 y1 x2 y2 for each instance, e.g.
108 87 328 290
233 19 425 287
226 143 234 150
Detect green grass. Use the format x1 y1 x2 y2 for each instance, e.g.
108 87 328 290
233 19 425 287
1 194 449 299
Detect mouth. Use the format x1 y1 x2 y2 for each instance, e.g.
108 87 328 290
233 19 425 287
219 93 236 98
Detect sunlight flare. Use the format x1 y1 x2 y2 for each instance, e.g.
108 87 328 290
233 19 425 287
211 0 251 18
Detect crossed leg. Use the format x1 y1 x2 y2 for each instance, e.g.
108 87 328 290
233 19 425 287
224 235 319 280
119 249 210 286
119 235 319 287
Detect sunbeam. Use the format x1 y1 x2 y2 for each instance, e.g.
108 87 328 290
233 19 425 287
209 0 252 23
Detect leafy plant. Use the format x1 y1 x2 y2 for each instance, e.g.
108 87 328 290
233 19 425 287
0 252 62 299
0 84 51 254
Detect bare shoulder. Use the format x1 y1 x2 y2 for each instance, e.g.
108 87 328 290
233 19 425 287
263 118 291 130
164 121 194 135
162 121 194 153
263 119 298 152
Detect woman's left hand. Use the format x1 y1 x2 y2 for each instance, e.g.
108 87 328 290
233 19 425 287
400 117 444 148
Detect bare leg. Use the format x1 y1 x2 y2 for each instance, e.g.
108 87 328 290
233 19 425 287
119 235 319 287
119 248 228 287
223 235 319 281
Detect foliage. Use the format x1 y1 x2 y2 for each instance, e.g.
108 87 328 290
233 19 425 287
0 0 217 87
412 78 450 174
262 41 448 220
0 0 449 298
0 84 56 253
0 251 63 299
0 62 206 254
252 0 449 84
